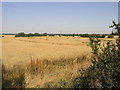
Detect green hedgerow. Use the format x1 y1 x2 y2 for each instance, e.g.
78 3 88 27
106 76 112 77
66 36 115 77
73 21 120 88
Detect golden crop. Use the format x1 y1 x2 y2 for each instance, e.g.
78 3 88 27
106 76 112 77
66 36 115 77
2 35 115 88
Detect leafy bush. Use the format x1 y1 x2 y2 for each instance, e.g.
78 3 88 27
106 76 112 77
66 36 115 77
73 21 120 88
73 38 120 88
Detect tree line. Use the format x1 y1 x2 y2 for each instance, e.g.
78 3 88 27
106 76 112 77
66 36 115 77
15 32 117 38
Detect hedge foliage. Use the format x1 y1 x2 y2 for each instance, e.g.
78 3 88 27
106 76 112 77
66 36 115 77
73 21 120 88
15 32 107 38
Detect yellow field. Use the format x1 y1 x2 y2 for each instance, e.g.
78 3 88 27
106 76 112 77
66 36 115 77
2 36 91 66
1 35 116 88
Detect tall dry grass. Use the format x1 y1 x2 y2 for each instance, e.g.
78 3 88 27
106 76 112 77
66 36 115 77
3 53 91 88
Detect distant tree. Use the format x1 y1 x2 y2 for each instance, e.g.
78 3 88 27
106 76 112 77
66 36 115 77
100 34 106 38
80 34 89 37
108 35 114 38
15 32 25 37
73 34 75 37
34 33 40 36
27 33 34 37
43 33 48 36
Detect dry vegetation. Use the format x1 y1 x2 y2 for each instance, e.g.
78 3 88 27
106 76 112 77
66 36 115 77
1 35 116 88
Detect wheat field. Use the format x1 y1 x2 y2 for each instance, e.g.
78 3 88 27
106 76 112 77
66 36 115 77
2 35 91 67
1 35 115 88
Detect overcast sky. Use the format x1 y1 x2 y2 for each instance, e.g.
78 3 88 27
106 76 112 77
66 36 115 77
2 2 118 34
